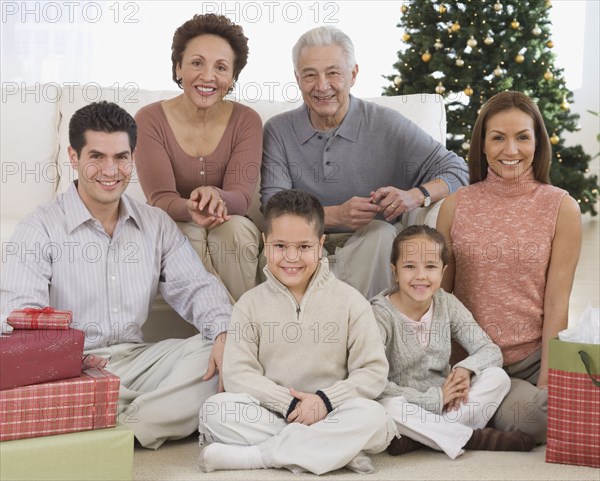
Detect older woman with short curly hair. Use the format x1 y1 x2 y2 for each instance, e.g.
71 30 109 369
135 14 263 301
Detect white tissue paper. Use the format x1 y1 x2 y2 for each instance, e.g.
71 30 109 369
558 304 600 344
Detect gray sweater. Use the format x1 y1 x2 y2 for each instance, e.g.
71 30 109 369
371 289 503 414
261 95 468 232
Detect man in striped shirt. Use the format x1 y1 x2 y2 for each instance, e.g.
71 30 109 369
0 101 232 449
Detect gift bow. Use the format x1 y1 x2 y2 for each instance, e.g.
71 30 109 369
22 307 56 329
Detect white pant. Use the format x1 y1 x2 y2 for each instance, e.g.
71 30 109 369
87 334 217 449
199 392 397 475
381 367 510 459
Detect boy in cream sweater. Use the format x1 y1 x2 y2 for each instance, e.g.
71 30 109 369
198 189 395 475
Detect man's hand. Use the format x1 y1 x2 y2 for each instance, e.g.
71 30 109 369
187 186 230 229
286 388 328 426
370 187 422 221
203 332 227 392
325 196 380 231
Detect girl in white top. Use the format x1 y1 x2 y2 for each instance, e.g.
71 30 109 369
371 225 535 458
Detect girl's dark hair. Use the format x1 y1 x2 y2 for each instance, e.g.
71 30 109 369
171 14 249 88
390 225 449 266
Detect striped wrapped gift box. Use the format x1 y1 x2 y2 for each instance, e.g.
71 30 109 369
0 368 119 441
7 307 72 330
546 338 600 468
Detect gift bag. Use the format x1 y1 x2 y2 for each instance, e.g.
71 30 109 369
546 337 600 468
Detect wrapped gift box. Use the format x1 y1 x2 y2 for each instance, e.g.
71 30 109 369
7 307 72 330
0 423 133 481
0 328 85 390
0 368 119 441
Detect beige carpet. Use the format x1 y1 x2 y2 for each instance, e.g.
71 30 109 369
134 436 599 481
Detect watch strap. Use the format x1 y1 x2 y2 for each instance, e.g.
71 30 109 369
417 185 431 204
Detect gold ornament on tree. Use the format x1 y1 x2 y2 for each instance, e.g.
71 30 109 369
434 39 443 49
484 36 494 45
532 25 542 36
511 19 520 29
394 75 402 86
451 22 461 32
550 133 559 145
515 53 525 64
493 2 503 12
455 57 465 67
435 82 446 95
464 86 474 96
494 65 504 76
421 52 432 62
439 4 447 14
467 37 478 48
544 70 554 80
402 33 411 42
560 98 570 110
401 4 408 13
462 142 471 151
546 40 554 48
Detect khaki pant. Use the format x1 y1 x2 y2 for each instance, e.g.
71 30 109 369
490 349 548 444
324 220 402 299
86 334 217 449
199 393 397 475
178 215 262 302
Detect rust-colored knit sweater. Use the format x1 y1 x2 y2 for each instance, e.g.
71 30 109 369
134 101 263 221
451 167 566 365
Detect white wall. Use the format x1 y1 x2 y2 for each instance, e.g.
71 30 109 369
553 1 599 166
1 1 598 153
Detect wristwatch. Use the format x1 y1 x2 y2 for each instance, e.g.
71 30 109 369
417 185 431 207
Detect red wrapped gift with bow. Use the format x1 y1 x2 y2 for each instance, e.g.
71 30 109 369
0 368 120 441
7 307 72 330
0 328 85 390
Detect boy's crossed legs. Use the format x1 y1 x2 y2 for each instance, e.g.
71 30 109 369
198 392 397 475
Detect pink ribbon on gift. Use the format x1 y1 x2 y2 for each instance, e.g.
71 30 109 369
82 354 108 370
22 307 56 329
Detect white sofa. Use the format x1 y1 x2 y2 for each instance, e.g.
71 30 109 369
1 85 447 340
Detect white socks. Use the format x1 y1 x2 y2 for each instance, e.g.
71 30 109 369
345 451 375 474
199 443 266 473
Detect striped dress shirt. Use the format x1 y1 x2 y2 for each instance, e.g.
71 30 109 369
1 183 232 349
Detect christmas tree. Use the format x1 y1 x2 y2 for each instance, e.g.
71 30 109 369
383 0 599 215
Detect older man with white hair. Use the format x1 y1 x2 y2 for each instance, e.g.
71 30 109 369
261 26 468 299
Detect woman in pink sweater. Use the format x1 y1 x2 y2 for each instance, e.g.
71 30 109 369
437 91 582 444
135 14 263 301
